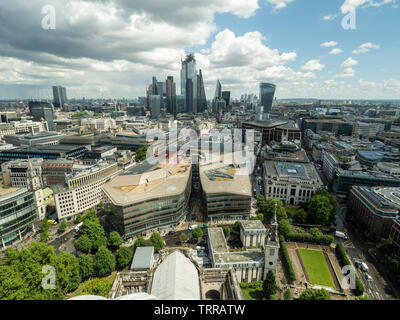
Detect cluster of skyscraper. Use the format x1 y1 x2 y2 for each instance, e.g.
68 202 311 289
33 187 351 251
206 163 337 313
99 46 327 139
212 79 232 122
148 53 207 119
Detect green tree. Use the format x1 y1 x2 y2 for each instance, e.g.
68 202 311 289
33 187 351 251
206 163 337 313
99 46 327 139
108 231 123 249
40 218 50 233
135 146 150 162
263 270 277 300
180 233 188 244
81 218 105 244
116 247 133 269
299 289 331 300
284 289 292 300
97 201 104 210
310 227 323 237
355 294 372 300
261 199 287 222
134 236 151 248
233 221 241 232
192 227 203 239
58 220 67 233
223 226 231 238
78 254 94 280
377 238 395 256
150 232 165 252
74 235 92 253
293 208 307 224
96 246 116 277
308 195 333 225
278 219 291 238
354 277 365 296
93 236 108 252
54 252 82 293
40 232 50 242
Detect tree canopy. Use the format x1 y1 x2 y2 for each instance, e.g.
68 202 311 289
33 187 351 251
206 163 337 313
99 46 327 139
95 246 116 277
299 289 331 300
262 271 277 300
108 231 123 249
116 247 133 269
192 227 203 239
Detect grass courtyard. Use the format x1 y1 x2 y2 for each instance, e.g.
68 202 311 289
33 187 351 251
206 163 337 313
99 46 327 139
240 281 264 300
298 249 335 289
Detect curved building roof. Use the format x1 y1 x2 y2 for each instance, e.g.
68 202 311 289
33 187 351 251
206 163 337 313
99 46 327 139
151 250 200 300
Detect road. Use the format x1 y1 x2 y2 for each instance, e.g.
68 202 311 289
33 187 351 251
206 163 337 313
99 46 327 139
335 201 397 300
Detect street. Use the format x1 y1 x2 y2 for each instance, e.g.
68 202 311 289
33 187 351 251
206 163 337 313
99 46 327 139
335 200 398 300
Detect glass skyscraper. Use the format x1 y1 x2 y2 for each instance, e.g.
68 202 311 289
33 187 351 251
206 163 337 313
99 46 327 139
260 83 276 114
181 53 198 114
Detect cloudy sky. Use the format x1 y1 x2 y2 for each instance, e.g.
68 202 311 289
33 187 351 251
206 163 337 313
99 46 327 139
0 0 399 100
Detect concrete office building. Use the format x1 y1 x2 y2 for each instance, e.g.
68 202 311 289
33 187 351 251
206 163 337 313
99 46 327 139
54 161 119 221
263 161 323 205
375 162 400 178
103 159 192 238
4 132 65 147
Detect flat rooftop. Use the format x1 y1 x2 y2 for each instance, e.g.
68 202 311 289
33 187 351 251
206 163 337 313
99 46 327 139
214 250 264 264
241 220 266 231
264 160 320 181
208 228 229 253
131 246 154 270
0 185 22 198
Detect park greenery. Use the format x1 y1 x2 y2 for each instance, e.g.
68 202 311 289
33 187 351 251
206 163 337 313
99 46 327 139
279 235 296 284
135 145 149 162
335 243 364 296
0 209 132 300
233 221 241 232
58 220 67 233
299 288 331 300
134 232 165 252
223 226 231 237
71 273 116 298
180 232 188 243
71 111 90 118
263 271 277 300
192 227 204 239
376 238 400 282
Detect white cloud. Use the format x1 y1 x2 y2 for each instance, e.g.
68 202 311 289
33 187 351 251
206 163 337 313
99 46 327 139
353 42 380 54
341 57 358 67
321 41 338 47
267 0 294 10
301 59 325 72
321 14 338 20
341 0 397 13
330 48 343 55
335 68 356 78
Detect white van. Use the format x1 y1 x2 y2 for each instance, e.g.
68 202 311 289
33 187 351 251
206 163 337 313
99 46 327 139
335 231 348 240
189 225 198 231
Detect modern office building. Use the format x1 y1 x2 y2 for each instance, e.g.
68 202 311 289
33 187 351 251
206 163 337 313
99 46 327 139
181 53 200 114
28 101 55 131
0 145 87 162
333 169 400 194
52 86 67 109
1 158 44 188
174 95 185 116
222 91 231 111
242 120 301 145
259 83 276 114
103 159 192 238
263 161 323 205
0 120 48 139
41 159 74 186
54 161 119 221
301 118 353 136
200 154 252 222
348 186 400 240
166 76 176 115
149 95 161 119
215 80 222 99
375 162 400 178
197 70 207 113
0 185 38 248
354 121 386 139
3 131 65 147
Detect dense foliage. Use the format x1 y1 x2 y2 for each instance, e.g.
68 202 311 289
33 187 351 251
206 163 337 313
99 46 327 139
262 270 277 300
78 254 94 280
95 246 116 277
74 235 92 254
135 146 149 162
299 289 331 300
257 196 287 222
116 247 133 269
0 242 81 300
192 227 203 239
223 226 231 237
279 235 296 283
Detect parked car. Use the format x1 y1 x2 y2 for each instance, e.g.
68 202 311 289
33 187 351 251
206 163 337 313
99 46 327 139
335 231 348 240
168 231 175 236
360 262 369 272
365 273 373 281
188 225 198 231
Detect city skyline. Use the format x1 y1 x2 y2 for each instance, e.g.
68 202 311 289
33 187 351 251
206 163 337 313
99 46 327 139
0 1 399 101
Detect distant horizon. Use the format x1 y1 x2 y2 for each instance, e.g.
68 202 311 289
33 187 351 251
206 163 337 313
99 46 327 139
0 1 399 101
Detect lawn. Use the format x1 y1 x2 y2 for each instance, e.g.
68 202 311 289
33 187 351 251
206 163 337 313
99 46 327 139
69 272 116 298
240 282 264 300
298 249 335 288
